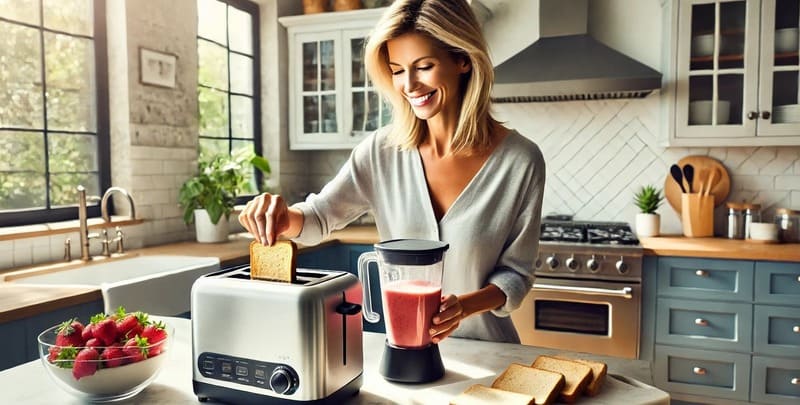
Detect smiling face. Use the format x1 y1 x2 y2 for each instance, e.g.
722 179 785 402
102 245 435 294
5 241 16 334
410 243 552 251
387 32 471 123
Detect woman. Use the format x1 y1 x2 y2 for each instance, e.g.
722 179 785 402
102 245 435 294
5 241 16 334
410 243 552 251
239 0 545 343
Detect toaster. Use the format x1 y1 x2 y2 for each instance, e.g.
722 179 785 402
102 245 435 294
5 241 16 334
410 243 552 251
191 265 364 404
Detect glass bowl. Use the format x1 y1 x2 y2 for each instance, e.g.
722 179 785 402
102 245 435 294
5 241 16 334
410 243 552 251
37 322 173 402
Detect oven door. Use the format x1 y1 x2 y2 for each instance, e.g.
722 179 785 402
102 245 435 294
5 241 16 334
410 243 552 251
510 277 641 359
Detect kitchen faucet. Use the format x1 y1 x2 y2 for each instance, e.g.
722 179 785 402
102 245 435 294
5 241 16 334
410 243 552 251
76 185 136 261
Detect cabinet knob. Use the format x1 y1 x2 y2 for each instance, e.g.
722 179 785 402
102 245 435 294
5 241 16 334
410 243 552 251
693 367 707 375
793 325 799 333
796 275 800 283
792 377 799 385
695 318 709 326
761 110 771 120
695 270 709 277
747 111 759 120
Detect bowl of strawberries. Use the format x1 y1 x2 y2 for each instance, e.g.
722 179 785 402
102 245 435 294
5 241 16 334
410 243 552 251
37 307 172 402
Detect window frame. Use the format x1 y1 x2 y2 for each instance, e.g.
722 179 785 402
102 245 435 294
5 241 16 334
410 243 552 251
0 0 110 227
196 0 263 204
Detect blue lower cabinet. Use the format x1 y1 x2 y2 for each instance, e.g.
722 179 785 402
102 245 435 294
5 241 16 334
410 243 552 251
655 298 752 352
754 305 800 357
751 356 800 404
298 244 385 333
654 345 751 401
0 319 28 371
754 261 800 305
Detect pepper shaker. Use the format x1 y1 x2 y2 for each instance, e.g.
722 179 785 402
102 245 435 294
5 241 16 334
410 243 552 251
726 202 745 239
743 203 761 239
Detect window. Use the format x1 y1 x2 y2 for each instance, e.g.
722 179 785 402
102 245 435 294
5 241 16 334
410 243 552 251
196 0 262 196
0 0 109 227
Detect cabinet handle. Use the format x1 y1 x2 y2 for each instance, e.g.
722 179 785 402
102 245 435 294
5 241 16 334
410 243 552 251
695 270 709 277
747 111 759 120
693 367 707 375
793 325 799 333
792 378 799 385
761 111 771 120
695 318 709 326
796 275 800 283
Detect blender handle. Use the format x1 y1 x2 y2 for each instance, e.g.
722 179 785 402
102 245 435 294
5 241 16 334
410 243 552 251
357 251 381 323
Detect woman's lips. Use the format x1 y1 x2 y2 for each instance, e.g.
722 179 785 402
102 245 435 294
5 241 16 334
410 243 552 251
408 90 436 107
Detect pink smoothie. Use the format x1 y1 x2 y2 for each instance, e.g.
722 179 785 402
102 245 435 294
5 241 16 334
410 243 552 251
382 280 442 348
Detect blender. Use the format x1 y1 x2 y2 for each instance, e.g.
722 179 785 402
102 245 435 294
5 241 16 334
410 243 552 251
357 239 449 383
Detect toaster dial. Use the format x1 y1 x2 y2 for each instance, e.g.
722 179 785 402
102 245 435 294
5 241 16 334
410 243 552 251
270 366 299 395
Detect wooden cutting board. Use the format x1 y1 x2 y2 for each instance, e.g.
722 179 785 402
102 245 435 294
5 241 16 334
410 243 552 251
664 155 731 213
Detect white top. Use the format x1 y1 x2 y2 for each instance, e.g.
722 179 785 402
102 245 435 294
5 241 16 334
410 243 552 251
293 128 546 343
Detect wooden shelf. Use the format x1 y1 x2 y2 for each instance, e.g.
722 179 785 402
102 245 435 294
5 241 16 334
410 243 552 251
690 53 744 63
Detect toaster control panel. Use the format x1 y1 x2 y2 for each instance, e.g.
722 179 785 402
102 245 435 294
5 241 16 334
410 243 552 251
197 352 299 395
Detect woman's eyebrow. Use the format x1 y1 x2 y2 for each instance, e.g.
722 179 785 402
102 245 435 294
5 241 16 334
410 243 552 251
388 56 437 66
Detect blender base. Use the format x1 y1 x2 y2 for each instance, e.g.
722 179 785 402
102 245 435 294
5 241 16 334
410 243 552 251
379 340 445 383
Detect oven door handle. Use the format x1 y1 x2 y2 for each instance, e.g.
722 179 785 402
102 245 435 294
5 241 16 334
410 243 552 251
532 283 633 299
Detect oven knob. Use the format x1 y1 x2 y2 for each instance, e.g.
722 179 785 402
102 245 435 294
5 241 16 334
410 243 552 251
534 256 543 269
270 366 299 395
615 257 629 274
566 256 579 271
546 255 559 270
587 255 600 272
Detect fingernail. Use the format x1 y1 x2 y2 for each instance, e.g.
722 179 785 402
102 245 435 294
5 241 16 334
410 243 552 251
433 317 439 323
429 329 435 334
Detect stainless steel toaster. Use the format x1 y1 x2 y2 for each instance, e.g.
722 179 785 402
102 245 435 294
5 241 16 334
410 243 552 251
191 265 364 404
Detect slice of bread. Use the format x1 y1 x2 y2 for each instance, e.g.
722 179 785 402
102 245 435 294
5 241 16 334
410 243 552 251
553 356 607 396
450 384 535 405
531 355 592 403
491 363 564 405
249 240 297 283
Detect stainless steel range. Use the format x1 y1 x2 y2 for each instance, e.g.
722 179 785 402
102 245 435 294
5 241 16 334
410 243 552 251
511 218 644 359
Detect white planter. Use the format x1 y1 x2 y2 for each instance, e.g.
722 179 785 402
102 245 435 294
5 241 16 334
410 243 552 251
194 209 229 243
635 213 660 237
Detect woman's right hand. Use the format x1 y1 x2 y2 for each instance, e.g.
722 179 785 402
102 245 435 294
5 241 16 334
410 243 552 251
238 193 294 246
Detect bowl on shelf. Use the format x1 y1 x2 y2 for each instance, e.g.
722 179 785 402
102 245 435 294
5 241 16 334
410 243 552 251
689 100 731 125
775 28 799 53
691 34 715 57
37 321 173 402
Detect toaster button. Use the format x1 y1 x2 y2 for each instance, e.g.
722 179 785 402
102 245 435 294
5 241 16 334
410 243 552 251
202 360 215 371
270 366 299 395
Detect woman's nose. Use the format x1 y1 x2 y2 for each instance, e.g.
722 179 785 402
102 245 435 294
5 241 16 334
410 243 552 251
403 71 418 93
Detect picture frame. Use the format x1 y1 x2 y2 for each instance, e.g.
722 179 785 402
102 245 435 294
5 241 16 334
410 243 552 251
139 47 177 88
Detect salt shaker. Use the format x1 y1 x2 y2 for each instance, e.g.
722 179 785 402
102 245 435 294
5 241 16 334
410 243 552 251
726 202 745 239
743 203 761 239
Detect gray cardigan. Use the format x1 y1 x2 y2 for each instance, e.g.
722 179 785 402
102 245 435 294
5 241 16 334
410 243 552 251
292 128 546 343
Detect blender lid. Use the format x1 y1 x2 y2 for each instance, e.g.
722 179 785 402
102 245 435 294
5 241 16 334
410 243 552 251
374 239 449 266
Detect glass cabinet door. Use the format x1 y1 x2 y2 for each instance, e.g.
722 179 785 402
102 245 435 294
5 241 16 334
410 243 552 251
676 0 758 139
758 0 800 136
300 34 338 136
345 31 391 137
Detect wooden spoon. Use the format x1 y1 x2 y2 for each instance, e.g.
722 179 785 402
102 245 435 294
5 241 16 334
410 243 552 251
705 168 718 196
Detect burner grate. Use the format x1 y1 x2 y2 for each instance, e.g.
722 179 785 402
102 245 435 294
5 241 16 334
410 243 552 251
541 221 639 245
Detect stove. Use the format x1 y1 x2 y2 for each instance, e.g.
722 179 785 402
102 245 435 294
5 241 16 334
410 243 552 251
511 217 644 359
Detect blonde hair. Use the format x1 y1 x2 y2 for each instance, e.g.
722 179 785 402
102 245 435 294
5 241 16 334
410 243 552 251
364 0 500 154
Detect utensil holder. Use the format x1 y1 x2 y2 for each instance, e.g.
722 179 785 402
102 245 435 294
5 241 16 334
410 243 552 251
681 193 714 237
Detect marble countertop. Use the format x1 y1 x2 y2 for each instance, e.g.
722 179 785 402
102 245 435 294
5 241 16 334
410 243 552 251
0 317 668 404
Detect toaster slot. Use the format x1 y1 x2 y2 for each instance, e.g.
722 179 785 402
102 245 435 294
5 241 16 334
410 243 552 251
208 265 345 286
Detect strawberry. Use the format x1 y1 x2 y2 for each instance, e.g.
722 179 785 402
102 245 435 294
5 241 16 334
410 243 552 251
47 346 61 362
55 318 85 348
122 336 149 363
100 344 126 368
117 311 148 340
72 347 99 380
93 318 118 346
84 338 103 350
140 321 168 356
81 313 107 341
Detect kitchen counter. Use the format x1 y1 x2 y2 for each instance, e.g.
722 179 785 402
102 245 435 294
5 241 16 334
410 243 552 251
639 235 800 261
0 316 668 404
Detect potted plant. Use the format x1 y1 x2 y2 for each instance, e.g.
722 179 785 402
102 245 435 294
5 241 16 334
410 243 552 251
634 184 663 237
179 150 270 243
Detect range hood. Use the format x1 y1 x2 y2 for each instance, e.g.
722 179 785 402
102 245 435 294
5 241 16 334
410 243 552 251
472 0 662 102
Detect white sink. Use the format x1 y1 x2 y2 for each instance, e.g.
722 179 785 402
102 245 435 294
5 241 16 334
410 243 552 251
8 255 220 316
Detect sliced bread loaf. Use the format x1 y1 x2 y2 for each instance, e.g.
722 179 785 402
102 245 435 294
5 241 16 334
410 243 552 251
249 240 297 282
531 355 592 403
450 384 535 405
554 356 607 396
491 363 564 405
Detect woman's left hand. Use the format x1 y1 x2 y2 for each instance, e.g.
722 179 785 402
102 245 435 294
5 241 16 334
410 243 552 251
430 294 464 344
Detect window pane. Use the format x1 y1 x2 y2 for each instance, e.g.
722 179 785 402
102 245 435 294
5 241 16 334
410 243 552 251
232 140 258 194
320 40 335 91
197 0 227 44
0 21 44 129
49 133 99 172
0 130 44 171
198 40 228 90
0 172 46 210
228 6 252 55
51 172 98 207
230 53 252 95
198 87 229 137
43 0 92 36
199 138 228 158
0 0 40 25
45 32 96 132
303 96 319 133
231 95 253 139
321 95 336 133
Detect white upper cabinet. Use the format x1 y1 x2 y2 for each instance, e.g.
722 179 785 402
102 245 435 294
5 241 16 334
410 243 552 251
280 8 391 150
669 0 800 146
